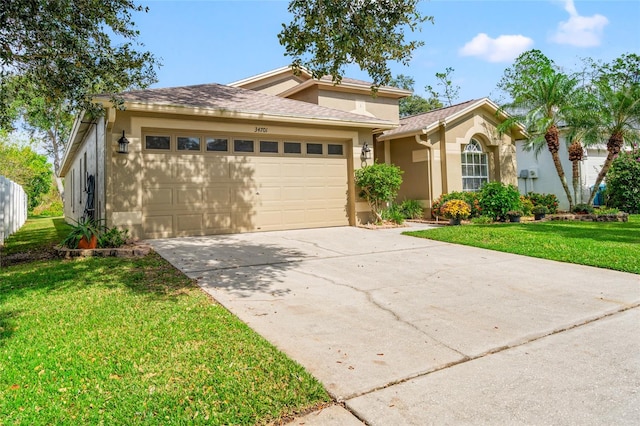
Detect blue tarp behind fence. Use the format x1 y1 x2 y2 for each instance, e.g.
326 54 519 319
0 175 28 246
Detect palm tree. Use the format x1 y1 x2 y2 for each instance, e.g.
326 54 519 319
583 73 640 205
500 69 581 210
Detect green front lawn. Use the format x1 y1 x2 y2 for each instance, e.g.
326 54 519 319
0 217 329 424
406 215 640 274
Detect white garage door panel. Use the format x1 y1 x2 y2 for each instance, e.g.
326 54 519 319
141 144 349 238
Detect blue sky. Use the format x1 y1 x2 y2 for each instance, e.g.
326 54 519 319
136 0 640 102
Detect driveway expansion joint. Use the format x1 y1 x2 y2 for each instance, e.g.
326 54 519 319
342 303 640 402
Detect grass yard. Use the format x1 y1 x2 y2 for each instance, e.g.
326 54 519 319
406 215 640 274
0 217 329 424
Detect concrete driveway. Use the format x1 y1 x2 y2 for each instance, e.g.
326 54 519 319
149 225 640 425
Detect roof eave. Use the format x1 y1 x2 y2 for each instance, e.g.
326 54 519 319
278 79 412 99
59 111 88 177
119 101 396 130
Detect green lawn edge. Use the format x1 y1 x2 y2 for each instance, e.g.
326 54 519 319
1 217 330 424
405 215 640 275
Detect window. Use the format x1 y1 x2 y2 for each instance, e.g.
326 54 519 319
234 139 254 153
206 137 228 152
328 144 344 156
177 136 201 151
260 141 279 153
306 143 323 155
145 135 171 150
461 139 489 192
284 142 301 154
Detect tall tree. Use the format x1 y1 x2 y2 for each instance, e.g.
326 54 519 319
0 0 159 129
497 50 580 209
389 74 441 117
0 136 52 211
582 53 640 204
425 67 460 107
278 0 432 87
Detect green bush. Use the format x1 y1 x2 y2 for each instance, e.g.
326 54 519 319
520 196 534 216
355 162 403 223
526 193 559 214
399 199 424 219
479 182 522 221
594 207 619 215
572 203 595 214
471 216 493 224
606 148 640 213
98 227 130 248
380 203 405 225
432 191 481 218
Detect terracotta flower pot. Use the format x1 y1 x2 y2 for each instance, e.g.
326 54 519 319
78 235 98 249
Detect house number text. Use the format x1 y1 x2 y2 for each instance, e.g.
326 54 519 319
254 127 268 133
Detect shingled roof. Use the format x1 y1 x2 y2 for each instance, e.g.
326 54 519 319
105 83 395 127
379 99 479 140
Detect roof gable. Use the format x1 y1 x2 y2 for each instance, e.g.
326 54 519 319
378 98 526 141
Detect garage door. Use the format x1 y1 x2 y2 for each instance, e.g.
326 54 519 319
140 135 350 238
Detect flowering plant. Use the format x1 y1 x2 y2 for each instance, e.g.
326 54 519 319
440 199 471 220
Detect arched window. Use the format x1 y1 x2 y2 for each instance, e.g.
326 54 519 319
461 139 488 191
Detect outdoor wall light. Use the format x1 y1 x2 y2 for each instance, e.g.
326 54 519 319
117 130 130 154
361 142 372 160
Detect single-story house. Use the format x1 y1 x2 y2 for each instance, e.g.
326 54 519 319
59 67 409 239
376 98 526 216
59 67 525 238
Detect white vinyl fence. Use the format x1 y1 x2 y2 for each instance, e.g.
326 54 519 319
0 175 28 246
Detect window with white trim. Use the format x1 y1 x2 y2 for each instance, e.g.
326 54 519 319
461 139 488 192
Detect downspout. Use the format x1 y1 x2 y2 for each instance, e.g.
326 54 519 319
415 135 434 216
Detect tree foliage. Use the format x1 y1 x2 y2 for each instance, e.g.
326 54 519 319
390 74 441 117
0 136 52 211
0 0 160 130
605 147 640 214
426 67 460 107
279 0 432 87
497 50 582 209
354 162 403 223
582 53 640 204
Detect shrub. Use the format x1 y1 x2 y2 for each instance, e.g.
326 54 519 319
606 148 640 213
531 205 549 215
440 199 471 220
595 207 620 215
471 216 493 224
354 162 403 222
478 182 521 221
526 193 559 214
380 203 405 225
432 191 481 218
520 196 534 216
98 227 130 248
399 199 424 219
572 203 595 214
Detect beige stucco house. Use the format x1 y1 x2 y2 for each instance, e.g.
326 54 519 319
376 98 526 217
59 67 409 239
59 68 524 238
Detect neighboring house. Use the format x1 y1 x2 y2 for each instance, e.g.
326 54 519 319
516 138 608 210
59 67 410 239
375 98 526 217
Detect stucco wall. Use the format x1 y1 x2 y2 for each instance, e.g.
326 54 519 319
63 117 106 224
106 111 374 237
317 89 400 123
516 137 604 210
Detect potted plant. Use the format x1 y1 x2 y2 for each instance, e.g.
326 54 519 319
440 199 471 225
532 205 549 220
506 210 523 223
61 217 104 249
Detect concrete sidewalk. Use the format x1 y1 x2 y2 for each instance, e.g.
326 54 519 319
149 225 640 425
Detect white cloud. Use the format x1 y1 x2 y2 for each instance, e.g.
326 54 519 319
459 33 534 63
551 0 609 47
